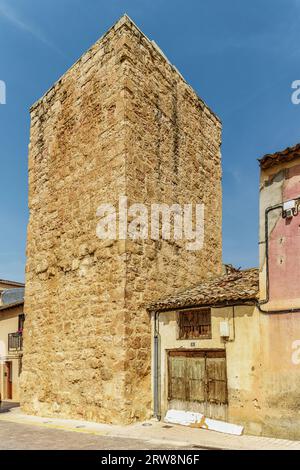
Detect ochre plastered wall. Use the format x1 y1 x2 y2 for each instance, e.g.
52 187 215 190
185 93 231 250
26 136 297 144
22 16 222 424
154 305 263 435
0 306 23 402
155 302 300 439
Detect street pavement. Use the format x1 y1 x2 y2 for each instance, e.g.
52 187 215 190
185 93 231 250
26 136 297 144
1 405 300 450
0 420 199 450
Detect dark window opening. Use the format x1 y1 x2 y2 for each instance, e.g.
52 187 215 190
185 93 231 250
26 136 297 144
18 314 25 332
178 308 212 339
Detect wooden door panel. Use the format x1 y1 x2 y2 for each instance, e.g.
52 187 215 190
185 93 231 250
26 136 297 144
168 356 186 401
5 362 13 400
186 357 206 403
167 350 228 420
206 357 228 404
168 354 206 403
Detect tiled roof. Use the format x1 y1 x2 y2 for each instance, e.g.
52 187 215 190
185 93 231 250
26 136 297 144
0 300 24 312
259 143 300 170
0 279 25 288
149 268 259 311
1 288 24 306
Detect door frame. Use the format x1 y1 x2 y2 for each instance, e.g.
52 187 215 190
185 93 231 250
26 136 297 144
4 361 13 400
166 348 228 417
168 348 226 358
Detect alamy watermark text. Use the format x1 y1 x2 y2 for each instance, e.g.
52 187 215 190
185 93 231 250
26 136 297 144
0 80 6 105
291 80 300 104
96 197 204 251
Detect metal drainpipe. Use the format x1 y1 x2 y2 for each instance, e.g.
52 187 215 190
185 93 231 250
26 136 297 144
258 199 300 314
153 311 161 420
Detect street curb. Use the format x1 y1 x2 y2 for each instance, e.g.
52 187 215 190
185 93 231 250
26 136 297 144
1 410 299 450
0 414 228 450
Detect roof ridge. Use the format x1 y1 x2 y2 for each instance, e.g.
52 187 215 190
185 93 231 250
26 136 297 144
0 300 24 312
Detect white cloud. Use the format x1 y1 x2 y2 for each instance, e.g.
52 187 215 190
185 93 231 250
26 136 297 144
0 0 63 54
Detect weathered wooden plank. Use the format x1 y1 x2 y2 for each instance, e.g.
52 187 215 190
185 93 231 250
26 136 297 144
186 356 206 403
168 350 228 416
177 309 212 339
168 355 186 401
168 349 225 358
206 357 228 404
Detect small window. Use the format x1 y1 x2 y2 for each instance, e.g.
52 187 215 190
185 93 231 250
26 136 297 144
18 314 25 332
178 308 211 339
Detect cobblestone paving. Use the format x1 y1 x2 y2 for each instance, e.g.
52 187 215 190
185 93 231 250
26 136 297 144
0 421 198 450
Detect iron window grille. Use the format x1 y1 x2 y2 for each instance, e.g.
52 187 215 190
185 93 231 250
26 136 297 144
8 332 23 352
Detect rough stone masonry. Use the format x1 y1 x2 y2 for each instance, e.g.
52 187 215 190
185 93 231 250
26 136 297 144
21 15 222 424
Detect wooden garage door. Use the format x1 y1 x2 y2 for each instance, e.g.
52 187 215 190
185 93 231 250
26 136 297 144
168 350 228 420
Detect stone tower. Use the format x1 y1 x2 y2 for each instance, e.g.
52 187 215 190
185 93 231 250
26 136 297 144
21 15 222 424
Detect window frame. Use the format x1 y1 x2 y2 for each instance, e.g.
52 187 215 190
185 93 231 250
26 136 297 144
177 308 212 340
18 314 25 332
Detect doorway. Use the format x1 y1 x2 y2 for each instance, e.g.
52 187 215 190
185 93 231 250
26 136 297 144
4 362 13 400
167 349 228 421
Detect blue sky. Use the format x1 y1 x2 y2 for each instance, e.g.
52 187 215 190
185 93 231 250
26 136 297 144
0 0 300 282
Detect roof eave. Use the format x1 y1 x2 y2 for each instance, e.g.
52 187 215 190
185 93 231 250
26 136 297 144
0 279 25 288
0 301 24 312
148 297 258 313
259 143 300 170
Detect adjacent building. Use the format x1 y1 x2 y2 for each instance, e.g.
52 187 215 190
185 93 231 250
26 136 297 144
0 280 25 402
149 266 259 429
149 143 300 440
258 143 300 439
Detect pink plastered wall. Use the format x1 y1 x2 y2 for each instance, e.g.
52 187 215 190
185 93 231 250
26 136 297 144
268 164 300 302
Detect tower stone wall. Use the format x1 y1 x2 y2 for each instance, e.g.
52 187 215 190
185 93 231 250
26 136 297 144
21 16 222 424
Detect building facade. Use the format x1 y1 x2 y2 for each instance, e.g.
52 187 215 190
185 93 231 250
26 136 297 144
0 281 24 402
149 267 261 436
258 144 300 439
150 143 300 440
21 15 222 424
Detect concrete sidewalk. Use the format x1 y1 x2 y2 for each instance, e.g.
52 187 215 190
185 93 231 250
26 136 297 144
0 407 299 450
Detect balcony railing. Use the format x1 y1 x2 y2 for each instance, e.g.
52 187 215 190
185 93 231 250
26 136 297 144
8 332 23 352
